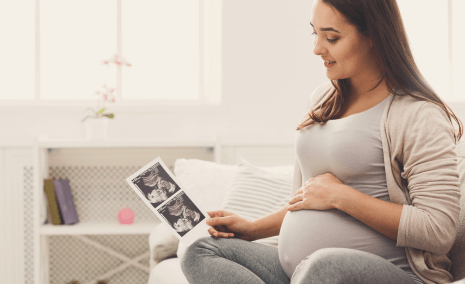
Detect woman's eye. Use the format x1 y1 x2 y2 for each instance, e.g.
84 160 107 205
312 31 338 44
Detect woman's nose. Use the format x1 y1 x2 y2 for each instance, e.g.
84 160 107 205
313 36 324 56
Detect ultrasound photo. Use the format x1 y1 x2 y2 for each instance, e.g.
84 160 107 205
157 191 205 237
131 162 181 208
127 157 210 246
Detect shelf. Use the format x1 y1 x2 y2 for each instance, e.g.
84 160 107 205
40 221 161 235
33 137 221 284
36 137 219 148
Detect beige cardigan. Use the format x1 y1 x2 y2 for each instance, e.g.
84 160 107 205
292 82 462 284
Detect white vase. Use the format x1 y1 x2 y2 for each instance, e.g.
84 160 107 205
85 118 110 140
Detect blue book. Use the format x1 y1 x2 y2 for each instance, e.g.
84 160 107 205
53 179 79 225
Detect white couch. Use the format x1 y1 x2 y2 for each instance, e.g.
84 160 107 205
147 143 465 284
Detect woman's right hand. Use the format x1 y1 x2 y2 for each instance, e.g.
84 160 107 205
206 210 256 241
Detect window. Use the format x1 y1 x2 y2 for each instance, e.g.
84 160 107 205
40 0 117 100
452 0 465 100
0 0 221 105
0 1 35 100
122 0 199 101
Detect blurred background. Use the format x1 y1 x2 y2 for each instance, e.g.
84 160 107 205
1 0 463 144
1 1 464 284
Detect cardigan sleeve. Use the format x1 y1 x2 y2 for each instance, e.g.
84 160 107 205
397 101 461 255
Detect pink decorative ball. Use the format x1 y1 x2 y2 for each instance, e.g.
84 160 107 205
118 207 135 225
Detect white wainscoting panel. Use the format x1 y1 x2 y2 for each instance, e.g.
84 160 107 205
2 148 33 284
0 148 5 284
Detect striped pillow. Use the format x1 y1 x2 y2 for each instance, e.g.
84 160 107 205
220 158 293 247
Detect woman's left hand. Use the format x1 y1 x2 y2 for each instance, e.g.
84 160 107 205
287 173 345 211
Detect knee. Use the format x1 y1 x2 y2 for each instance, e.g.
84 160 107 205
305 247 382 270
291 248 350 283
300 248 342 272
180 236 217 274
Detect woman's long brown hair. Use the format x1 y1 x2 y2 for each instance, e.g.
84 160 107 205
297 0 463 142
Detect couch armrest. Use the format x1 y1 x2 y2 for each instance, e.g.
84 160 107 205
149 222 179 269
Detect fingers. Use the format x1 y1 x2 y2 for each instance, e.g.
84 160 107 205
294 187 304 196
207 226 234 238
207 210 223 218
287 201 304 211
205 211 236 238
207 215 233 227
289 193 303 205
207 209 231 218
208 226 218 236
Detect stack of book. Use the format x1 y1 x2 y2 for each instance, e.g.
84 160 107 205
43 178 79 225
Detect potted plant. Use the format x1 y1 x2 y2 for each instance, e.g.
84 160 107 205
82 54 131 139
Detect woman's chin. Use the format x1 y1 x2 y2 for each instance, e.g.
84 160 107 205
325 72 340 81
325 71 351 81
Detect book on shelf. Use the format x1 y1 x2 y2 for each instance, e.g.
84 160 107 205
53 179 79 225
43 179 62 225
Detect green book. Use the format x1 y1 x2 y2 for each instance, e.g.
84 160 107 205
44 179 62 225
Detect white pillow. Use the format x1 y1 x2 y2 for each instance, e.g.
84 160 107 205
221 158 293 247
175 158 294 259
174 158 237 212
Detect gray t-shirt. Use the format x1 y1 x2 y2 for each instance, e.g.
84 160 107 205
278 96 413 278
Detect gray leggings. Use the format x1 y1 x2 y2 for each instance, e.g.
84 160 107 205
181 236 424 284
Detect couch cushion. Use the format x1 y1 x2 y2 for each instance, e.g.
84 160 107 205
450 140 465 281
174 158 237 213
149 222 179 269
148 258 188 284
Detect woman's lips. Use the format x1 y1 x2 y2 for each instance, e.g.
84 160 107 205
324 60 336 68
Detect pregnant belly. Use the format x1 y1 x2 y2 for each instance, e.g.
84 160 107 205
278 209 405 278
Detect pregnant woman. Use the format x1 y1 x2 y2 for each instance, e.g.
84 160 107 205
181 0 462 283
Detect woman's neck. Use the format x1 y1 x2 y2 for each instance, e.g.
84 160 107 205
347 73 389 102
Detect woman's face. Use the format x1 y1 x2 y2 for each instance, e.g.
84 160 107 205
311 0 376 81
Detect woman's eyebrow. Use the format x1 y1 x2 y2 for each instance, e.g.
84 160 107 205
310 22 341 33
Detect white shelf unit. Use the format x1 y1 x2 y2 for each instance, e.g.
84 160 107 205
32 136 221 284
40 221 160 236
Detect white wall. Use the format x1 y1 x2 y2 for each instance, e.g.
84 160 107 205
0 0 327 146
1 0 464 145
